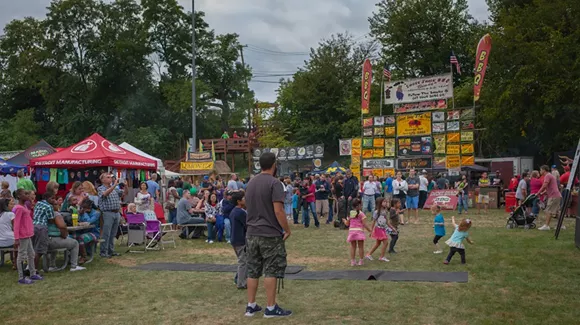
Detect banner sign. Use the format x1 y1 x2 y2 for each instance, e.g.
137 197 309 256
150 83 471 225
397 157 432 170
423 190 459 210
373 138 385 148
462 155 475 166
432 122 445 133
352 138 361 149
305 145 314 159
474 34 492 102
397 137 432 156
385 139 396 157
188 151 211 161
384 74 453 105
363 159 395 169
396 112 432 136
339 139 352 156
373 149 385 158
434 135 446 154
393 99 447 114
446 155 461 169
180 161 214 171
461 131 474 142
287 147 297 160
434 156 446 168
461 143 474 154
278 148 288 161
447 144 460 155
447 132 460 143
361 59 372 114
385 126 396 137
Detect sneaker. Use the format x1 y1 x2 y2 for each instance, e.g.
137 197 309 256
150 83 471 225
30 274 44 281
357 260 364 266
365 255 374 261
538 225 550 231
227 240 231 244
350 260 356 267
245 304 263 317
434 250 443 254
443 260 449 265
207 240 214 244
111 252 121 257
70 266 87 272
18 277 34 285
264 304 292 318
379 257 390 262
48 267 59 272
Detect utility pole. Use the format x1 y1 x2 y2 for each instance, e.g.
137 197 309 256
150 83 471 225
191 0 197 152
238 44 251 132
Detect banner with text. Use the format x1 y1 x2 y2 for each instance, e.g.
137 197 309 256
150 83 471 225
423 190 459 210
396 112 432 136
384 74 453 105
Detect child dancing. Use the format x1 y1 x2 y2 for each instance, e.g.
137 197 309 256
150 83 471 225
365 197 390 262
342 198 372 266
444 216 474 265
432 205 445 254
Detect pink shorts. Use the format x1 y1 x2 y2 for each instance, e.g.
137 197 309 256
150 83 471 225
347 230 366 242
371 227 388 241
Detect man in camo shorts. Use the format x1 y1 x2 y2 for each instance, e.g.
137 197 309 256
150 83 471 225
243 152 292 318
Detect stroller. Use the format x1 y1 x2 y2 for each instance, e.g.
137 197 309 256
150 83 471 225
506 194 538 229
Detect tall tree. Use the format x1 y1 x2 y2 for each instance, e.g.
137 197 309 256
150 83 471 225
369 0 477 83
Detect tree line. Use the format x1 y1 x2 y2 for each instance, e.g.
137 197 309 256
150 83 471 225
1 0 579 163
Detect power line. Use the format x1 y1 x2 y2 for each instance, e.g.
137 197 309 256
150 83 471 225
249 80 284 84
246 44 310 56
252 73 295 78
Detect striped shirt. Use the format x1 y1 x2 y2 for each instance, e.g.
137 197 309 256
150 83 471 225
32 200 55 226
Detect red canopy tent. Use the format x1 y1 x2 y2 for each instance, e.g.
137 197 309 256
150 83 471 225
30 133 157 169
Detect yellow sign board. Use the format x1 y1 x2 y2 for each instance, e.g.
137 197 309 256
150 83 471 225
461 143 474 154
446 155 461 169
180 161 214 171
351 138 362 149
384 168 395 177
396 112 432 136
447 144 460 155
462 155 475 166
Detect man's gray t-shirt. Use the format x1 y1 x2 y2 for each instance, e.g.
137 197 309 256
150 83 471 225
246 173 285 237
227 180 238 190
407 176 420 197
176 198 193 224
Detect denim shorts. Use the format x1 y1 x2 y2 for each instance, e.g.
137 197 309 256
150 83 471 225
406 196 419 209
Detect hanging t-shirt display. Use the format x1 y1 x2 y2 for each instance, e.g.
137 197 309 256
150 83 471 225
49 168 57 182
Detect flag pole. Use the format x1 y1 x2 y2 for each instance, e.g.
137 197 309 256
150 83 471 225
450 62 455 110
379 67 384 116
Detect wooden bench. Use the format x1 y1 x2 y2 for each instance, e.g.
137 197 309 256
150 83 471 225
42 248 69 273
0 247 16 267
179 223 207 239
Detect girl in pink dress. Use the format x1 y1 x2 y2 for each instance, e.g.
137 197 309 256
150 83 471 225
342 198 372 266
365 197 390 262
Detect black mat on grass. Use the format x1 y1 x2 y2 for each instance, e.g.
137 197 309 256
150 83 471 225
285 270 467 283
133 262 305 274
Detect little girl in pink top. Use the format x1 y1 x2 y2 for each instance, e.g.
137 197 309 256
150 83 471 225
13 189 42 284
342 198 372 266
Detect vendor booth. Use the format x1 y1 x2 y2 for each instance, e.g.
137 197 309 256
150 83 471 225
7 139 56 166
0 159 28 192
29 133 157 197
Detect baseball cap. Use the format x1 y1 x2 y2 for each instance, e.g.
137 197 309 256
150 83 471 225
551 165 557 169
190 187 198 195
203 175 209 180
421 169 427 174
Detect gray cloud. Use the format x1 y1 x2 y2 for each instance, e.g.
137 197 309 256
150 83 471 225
1 0 489 102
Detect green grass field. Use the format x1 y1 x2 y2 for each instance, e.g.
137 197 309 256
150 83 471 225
1 210 579 325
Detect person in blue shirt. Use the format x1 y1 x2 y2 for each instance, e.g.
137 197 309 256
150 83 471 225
146 174 160 201
384 173 394 204
292 189 299 225
229 191 247 289
431 205 445 254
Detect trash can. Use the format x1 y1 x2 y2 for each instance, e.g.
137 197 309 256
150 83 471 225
505 192 516 212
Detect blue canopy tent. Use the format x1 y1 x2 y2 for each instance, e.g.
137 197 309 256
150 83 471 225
0 159 28 174
325 161 347 175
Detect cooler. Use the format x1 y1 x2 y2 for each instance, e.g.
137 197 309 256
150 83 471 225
505 192 516 212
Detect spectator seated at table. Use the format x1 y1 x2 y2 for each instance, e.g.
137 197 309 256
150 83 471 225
76 199 100 262
47 205 86 272
177 189 205 239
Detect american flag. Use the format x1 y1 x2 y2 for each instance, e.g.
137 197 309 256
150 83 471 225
450 51 461 74
383 64 391 80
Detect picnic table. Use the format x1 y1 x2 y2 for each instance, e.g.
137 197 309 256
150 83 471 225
67 224 95 232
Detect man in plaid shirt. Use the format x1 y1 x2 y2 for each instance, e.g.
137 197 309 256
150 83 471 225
32 191 55 273
98 173 123 258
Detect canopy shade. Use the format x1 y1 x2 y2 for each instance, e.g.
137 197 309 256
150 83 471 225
30 133 157 170
0 159 28 174
7 139 56 166
119 142 163 169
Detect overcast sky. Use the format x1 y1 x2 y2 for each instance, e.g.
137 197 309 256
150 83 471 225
0 0 489 103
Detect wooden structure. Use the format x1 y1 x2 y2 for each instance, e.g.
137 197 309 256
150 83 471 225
165 138 255 174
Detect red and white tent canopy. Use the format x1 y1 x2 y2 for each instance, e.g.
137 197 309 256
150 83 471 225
30 133 157 170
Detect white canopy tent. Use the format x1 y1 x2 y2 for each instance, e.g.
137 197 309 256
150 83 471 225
119 142 163 169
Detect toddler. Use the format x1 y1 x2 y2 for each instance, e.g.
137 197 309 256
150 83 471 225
444 216 474 265
432 205 445 254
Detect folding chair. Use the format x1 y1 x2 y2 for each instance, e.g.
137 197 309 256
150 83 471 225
145 220 164 251
161 223 177 248
126 213 147 253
